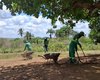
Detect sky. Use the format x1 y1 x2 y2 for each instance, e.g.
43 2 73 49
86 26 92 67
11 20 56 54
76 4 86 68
0 6 90 38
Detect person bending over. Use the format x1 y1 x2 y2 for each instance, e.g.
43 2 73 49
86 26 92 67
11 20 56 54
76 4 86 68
69 31 85 64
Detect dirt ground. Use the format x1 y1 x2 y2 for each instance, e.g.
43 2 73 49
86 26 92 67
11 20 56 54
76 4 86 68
0 52 100 80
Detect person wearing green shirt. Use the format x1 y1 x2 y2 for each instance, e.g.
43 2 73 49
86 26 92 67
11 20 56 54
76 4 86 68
69 31 85 64
23 40 33 59
24 40 32 51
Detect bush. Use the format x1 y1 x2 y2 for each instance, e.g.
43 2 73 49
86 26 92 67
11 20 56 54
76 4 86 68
0 37 100 53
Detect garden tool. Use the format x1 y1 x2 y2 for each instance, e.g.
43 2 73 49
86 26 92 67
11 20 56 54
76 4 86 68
76 51 83 63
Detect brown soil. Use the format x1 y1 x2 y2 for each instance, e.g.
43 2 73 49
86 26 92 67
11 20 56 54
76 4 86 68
0 54 100 80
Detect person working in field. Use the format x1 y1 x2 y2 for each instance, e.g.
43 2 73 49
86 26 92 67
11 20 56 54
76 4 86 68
22 40 33 59
69 31 85 64
44 38 49 52
24 40 32 51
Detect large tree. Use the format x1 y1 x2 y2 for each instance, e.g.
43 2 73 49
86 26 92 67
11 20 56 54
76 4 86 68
0 0 100 41
55 25 77 38
0 0 99 21
89 16 100 44
46 28 55 38
24 31 32 42
18 28 23 38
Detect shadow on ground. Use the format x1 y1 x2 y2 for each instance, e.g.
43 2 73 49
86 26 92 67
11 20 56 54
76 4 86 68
0 54 100 80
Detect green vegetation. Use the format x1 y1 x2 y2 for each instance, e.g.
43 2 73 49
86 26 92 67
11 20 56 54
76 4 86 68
0 37 100 59
0 37 100 53
55 25 78 38
47 28 55 38
0 0 100 59
0 0 100 41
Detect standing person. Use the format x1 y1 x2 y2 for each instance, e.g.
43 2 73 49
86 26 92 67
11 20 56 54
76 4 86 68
44 38 49 52
22 40 33 59
69 31 85 64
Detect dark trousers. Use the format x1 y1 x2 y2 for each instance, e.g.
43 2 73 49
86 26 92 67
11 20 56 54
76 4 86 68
44 45 48 52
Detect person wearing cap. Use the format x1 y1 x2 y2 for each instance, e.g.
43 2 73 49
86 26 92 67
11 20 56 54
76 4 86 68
44 38 49 52
68 31 85 64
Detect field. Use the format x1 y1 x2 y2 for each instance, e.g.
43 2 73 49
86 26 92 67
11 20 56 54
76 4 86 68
0 50 100 80
0 38 100 80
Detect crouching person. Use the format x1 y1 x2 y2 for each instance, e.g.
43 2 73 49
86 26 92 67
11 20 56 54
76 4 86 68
22 40 33 60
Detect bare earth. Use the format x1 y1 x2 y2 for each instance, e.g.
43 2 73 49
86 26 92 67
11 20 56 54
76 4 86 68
0 51 100 80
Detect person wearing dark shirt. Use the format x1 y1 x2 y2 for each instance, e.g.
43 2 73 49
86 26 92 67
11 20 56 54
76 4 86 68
44 38 49 52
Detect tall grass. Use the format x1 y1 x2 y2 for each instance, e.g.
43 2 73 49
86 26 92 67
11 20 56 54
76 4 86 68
0 37 100 59
0 37 100 54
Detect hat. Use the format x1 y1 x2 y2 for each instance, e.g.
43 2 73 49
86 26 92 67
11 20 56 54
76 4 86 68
79 31 85 36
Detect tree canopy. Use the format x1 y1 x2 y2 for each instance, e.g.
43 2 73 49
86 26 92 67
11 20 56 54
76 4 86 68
46 28 55 38
18 28 23 38
55 25 77 38
0 0 99 21
0 0 100 41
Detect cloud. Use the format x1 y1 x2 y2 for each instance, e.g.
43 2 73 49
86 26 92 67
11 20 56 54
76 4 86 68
0 21 7 27
0 10 12 19
0 9 90 38
0 9 54 38
73 21 90 37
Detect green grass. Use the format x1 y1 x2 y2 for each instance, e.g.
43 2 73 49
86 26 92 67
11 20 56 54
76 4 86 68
0 37 100 59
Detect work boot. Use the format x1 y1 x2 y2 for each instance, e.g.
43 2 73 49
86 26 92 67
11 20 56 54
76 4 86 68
70 59 79 64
